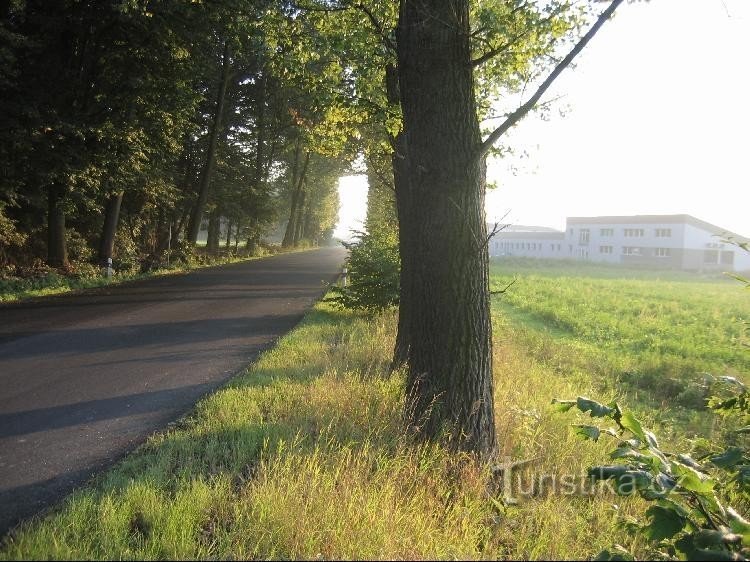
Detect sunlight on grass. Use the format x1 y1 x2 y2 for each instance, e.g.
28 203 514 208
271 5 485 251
5 261 746 560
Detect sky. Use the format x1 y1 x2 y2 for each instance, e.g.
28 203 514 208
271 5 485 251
334 0 750 241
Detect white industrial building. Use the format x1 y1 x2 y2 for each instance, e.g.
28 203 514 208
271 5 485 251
489 214 750 272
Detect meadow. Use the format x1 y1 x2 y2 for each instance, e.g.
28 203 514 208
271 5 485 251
2 258 748 560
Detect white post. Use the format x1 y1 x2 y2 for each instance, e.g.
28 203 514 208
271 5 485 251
342 266 348 287
105 257 113 279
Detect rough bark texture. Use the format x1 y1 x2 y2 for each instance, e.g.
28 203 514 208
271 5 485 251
186 40 231 245
396 0 496 455
98 191 123 265
46 185 68 268
382 62 413 369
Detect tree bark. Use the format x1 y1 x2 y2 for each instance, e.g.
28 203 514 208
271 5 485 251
282 146 310 248
385 61 414 369
206 208 220 255
186 39 232 245
98 191 123 265
396 0 495 455
46 185 68 268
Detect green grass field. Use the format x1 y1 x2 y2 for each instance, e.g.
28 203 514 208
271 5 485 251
2 258 748 560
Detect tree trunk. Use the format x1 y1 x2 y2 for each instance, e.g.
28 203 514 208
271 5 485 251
98 191 123 265
47 185 68 268
396 0 495 455
282 146 310 248
206 208 220 255
391 128 414 368
293 186 306 245
384 61 414 369
186 40 232 245
225 219 233 249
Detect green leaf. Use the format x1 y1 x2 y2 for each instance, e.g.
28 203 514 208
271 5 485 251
588 465 629 481
610 447 649 461
576 396 616 418
673 464 715 495
693 528 742 548
575 425 617 442
619 410 646 441
613 470 653 496
552 399 576 413
677 454 705 471
643 505 686 541
710 447 745 470
727 507 750 543
675 534 743 561
574 424 601 441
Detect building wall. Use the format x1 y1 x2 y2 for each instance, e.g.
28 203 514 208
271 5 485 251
490 217 749 272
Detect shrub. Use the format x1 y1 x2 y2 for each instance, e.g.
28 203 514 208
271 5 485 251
556 393 750 561
327 230 399 312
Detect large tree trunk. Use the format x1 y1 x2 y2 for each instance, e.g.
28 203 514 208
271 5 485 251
47 185 68 268
98 191 123 266
186 40 232 245
385 62 414 369
396 0 495 455
391 129 414 368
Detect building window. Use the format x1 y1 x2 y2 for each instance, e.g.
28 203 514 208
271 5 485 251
600 228 614 236
579 228 590 244
600 245 613 254
557 244 561 251
654 248 671 257
655 228 672 237
721 251 734 265
623 246 641 256
704 250 719 264
624 228 645 237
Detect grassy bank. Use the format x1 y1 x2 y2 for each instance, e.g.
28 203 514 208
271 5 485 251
3 260 747 559
0 302 643 560
0 246 309 304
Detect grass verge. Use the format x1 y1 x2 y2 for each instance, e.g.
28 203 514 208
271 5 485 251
1 296 651 560
0 246 317 304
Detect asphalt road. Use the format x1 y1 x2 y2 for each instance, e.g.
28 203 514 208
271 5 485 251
0 247 345 536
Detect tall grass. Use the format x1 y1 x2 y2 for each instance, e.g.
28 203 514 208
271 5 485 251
1 299 649 560
7 260 745 559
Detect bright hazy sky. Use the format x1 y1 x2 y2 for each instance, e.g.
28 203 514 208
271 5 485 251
334 0 750 240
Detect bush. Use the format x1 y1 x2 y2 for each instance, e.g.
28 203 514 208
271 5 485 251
327 230 399 312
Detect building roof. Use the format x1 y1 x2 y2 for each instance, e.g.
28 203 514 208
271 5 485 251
486 223 564 240
567 214 749 242
493 231 565 240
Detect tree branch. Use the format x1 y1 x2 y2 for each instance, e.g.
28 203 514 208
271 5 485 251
477 0 624 160
353 3 396 52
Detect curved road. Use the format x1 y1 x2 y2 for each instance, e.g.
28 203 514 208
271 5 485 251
0 247 345 536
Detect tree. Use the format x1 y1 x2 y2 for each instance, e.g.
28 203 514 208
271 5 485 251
394 0 624 455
